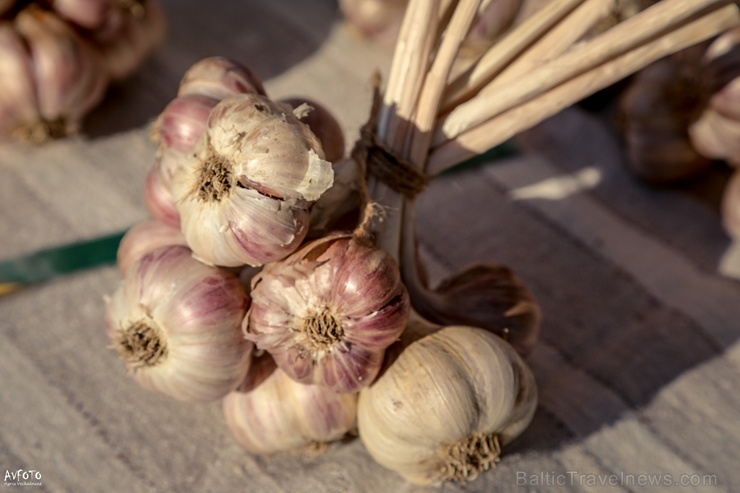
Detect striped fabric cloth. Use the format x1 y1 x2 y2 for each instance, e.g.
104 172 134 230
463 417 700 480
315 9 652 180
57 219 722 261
0 1 737 491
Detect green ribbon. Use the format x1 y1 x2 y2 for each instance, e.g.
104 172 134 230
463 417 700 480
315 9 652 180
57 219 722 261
0 230 126 293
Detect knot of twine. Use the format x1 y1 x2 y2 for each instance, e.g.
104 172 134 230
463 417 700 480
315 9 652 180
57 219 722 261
351 74 430 201
350 73 429 239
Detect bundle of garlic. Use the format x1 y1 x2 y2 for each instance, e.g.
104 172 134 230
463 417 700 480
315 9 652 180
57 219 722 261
0 0 165 144
104 0 740 486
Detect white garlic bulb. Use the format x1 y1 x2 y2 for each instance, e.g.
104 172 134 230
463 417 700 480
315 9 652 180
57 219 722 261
357 324 537 486
104 245 253 402
244 233 410 394
169 93 333 267
223 353 358 455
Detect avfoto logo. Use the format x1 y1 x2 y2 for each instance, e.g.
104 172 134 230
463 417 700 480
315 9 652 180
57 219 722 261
4 469 42 486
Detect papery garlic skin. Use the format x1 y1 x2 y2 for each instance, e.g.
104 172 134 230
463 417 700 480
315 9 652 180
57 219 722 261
280 97 346 164
357 325 537 486
116 220 186 276
245 233 410 394
411 262 541 357
155 93 219 154
178 56 266 100
224 354 358 455
144 153 181 228
104 245 252 402
170 93 333 267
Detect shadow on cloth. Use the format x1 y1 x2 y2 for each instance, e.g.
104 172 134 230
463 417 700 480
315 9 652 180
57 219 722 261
83 0 339 138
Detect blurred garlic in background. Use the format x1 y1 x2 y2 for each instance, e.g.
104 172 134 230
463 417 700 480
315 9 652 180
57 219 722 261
0 0 166 144
689 26 740 167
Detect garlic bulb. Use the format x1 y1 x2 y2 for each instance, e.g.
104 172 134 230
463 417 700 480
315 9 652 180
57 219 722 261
177 56 266 101
244 233 410 393
104 245 252 401
95 0 166 81
223 353 358 455
116 219 186 276
618 48 713 185
357 324 537 486
169 93 333 267
339 0 407 49
1 7 108 143
689 26 740 166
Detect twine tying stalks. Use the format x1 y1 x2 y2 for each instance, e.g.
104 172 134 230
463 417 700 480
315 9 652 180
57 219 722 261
351 73 429 241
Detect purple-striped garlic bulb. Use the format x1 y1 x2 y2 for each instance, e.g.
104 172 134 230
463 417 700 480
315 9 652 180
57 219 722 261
0 7 108 143
169 93 333 267
116 219 186 276
244 233 410 394
223 353 358 455
104 245 252 401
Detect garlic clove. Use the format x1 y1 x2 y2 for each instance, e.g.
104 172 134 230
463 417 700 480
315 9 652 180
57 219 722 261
280 97 346 164
153 93 219 154
15 6 108 138
244 233 410 393
177 56 266 100
223 353 358 455
144 152 182 228
51 0 113 30
105 245 253 402
0 22 39 141
689 109 740 166
116 219 186 276
172 159 312 267
357 325 537 486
